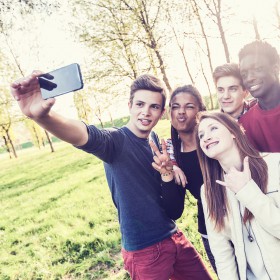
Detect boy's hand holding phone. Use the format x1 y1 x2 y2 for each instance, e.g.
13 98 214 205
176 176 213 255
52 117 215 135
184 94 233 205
10 70 55 120
10 63 84 120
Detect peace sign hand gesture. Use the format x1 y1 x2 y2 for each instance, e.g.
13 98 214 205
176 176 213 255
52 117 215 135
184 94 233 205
216 157 252 193
149 139 174 181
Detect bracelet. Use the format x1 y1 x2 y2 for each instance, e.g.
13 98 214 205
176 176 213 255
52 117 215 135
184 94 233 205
161 171 172 177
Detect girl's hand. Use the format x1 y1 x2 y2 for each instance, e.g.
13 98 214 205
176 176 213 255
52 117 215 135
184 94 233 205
216 157 251 193
173 165 187 188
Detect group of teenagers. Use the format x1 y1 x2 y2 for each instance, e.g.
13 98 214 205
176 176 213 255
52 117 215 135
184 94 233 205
11 39 280 280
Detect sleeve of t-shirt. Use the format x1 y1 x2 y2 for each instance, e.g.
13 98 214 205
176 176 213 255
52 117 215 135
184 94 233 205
161 180 186 220
76 125 124 163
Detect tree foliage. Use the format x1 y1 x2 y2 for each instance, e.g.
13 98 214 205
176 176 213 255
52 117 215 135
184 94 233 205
2 0 280 156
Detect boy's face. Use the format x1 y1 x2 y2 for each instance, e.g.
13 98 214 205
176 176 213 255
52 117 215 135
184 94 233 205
240 54 278 99
216 76 248 119
127 90 165 138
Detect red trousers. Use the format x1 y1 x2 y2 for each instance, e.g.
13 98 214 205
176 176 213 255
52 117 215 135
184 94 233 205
121 229 212 280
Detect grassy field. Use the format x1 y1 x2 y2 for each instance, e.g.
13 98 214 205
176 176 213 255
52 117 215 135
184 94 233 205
0 119 217 280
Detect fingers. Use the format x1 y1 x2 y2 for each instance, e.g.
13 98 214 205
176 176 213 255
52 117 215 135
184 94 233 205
243 156 250 174
161 139 167 151
152 154 172 171
180 174 187 188
174 173 187 188
151 162 161 172
11 70 43 89
174 174 181 185
42 98 56 110
216 180 227 187
32 70 44 77
149 139 170 161
160 139 169 157
172 166 187 187
149 140 161 157
152 154 162 166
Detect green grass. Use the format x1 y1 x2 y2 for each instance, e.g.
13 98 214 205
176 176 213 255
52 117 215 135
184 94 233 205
0 120 217 279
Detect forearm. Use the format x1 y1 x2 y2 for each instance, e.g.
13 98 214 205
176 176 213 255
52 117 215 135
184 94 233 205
34 111 88 146
161 180 185 220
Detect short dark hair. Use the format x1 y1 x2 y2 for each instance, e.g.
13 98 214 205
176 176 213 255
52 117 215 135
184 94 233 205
130 74 167 111
213 63 245 90
239 40 280 69
169 85 206 111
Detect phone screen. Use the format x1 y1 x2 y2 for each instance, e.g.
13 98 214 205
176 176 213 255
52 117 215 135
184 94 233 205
39 63 83 99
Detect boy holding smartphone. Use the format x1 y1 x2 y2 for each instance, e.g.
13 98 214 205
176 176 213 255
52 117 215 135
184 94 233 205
11 72 212 280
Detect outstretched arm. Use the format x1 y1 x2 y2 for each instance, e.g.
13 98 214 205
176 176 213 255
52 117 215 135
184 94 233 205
11 71 88 146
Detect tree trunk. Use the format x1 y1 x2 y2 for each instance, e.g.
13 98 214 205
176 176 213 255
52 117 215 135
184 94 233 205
167 10 195 84
274 2 280 30
109 111 115 126
145 45 158 76
122 0 172 95
42 137 46 147
33 125 41 149
154 48 172 94
253 16 261 40
45 130 55 152
6 131 17 158
200 61 214 109
3 135 12 159
192 0 214 74
97 117 104 128
217 16 230 62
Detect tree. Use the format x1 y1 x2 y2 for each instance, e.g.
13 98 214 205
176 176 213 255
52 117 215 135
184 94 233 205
252 15 261 40
120 0 172 93
72 0 173 99
73 88 93 124
164 2 195 84
274 1 280 38
199 0 231 63
0 0 60 155
24 118 46 150
0 89 17 158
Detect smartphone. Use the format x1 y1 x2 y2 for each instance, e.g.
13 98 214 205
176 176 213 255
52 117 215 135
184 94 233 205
39 63 84 99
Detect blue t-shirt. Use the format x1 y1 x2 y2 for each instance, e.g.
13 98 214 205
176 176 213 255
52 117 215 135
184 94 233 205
77 126 177 251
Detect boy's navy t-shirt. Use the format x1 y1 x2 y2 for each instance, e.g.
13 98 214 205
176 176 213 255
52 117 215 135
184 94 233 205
77 125 177 251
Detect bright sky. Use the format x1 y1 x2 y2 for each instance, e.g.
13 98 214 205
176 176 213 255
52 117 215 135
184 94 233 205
5 0 280 121
167 0 280 95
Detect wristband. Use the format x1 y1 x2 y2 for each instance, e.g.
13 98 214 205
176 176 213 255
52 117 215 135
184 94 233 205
161 171 172 177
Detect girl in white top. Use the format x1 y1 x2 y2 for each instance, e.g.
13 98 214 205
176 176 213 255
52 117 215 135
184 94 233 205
196 111 280 280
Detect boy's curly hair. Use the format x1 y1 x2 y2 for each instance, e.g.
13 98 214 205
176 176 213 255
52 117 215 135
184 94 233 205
239 40 280 67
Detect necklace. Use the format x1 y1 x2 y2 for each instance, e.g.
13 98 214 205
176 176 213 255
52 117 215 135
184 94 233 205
244 221 254 242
